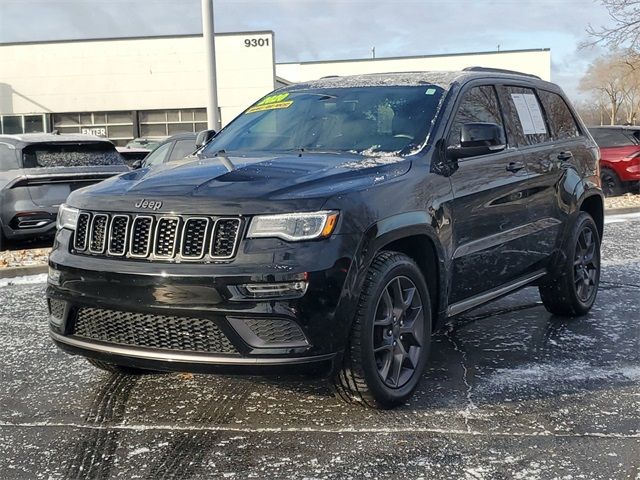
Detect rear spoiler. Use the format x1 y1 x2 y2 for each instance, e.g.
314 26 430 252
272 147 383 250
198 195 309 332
7 172 119 189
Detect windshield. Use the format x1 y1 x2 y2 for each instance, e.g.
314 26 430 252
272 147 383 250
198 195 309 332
22 143 124 168
202 86 445 157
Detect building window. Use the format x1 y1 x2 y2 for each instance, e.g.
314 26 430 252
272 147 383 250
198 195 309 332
0 114 47 134
52 111 134 146
139 108 207 137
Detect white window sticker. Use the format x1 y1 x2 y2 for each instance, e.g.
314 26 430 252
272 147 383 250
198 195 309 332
511 93 547 135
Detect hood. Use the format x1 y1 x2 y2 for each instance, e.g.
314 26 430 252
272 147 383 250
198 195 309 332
69 152 412 215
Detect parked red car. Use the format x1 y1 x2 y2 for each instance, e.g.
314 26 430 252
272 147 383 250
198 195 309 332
589 126 640 196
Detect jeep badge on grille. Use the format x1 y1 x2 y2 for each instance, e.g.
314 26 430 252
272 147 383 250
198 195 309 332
135 199 163 211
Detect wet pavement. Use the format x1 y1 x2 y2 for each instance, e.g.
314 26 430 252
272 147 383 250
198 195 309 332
0 217 639 479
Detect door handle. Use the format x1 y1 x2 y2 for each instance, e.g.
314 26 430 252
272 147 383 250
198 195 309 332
557 151 573 161
506 161 525 173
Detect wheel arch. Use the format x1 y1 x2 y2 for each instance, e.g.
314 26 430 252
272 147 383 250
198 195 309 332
351 212 449 328
578 193 604 240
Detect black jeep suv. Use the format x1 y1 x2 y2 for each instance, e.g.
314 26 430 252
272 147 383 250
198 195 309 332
47 68 603 408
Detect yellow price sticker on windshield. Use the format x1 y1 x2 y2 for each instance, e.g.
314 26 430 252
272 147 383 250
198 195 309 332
246 92 294 113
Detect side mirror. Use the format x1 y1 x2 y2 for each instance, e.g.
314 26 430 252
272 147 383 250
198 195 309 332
195 129 217 149
447 122 506 160
131 159 143 169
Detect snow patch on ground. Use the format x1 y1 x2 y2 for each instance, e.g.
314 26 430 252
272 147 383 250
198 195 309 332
0 274 48 288
127 447 150 457
604 212 640 224
484 362 640 391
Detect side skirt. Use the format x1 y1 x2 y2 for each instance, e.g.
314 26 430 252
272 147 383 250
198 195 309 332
447 269 547 317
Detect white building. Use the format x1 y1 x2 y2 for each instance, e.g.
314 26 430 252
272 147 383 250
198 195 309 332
0 32 550 145
276 48 551 84
0 31 276 144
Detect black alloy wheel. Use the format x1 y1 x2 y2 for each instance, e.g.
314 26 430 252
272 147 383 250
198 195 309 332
573 225 599 304
372 276 424 389
333 251 432 408
539 212 601 316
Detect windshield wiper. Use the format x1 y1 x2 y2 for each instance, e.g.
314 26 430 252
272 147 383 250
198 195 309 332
212 149 235 172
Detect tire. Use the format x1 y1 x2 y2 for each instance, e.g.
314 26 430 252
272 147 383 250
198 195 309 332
600 168 623 197
86 358 155 375
333 251 432 408
0 221 6 252
538 212 601 316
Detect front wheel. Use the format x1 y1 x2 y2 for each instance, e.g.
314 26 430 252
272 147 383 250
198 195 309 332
333 251 432 408
539 212 601 316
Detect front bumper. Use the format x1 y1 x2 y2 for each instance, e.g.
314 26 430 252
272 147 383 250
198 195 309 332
47 229 359 370
51 332 337 372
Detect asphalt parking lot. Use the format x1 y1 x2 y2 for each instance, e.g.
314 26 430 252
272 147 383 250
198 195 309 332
0 215 638 479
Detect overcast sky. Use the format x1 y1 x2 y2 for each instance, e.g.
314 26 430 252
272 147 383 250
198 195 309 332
0 0 613 100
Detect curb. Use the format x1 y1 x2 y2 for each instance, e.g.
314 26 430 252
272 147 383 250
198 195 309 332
605 206 640 216
0 264 48 280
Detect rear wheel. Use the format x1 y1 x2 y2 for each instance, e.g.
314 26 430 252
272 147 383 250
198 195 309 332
600 168 623 197
86 358 156 375
333 251 431 408
539 212 601 316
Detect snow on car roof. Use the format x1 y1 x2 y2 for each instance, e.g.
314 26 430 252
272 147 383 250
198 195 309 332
288 71 467 90
0 133 112 145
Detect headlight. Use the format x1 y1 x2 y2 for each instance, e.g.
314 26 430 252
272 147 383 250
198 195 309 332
56 204 79 230
247 211 339 241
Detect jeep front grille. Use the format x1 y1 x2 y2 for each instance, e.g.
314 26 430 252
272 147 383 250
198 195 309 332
72 211 242 262
74 212 90 250
154 217 179 258
73 307 238 354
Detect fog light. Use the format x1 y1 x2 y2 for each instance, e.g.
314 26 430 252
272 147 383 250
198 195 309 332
238 281 309 299
48 267 61 285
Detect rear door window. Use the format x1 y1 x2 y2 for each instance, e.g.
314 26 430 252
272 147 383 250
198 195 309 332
144 142 172 167
22 143 123 168
498 86 551 146
589 128 637 147
538 90 580 140
168 139 196 162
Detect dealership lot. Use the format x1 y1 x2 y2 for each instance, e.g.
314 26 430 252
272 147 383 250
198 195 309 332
0 218 638 479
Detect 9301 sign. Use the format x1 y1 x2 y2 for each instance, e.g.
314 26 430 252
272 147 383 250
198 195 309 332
244 37 270 47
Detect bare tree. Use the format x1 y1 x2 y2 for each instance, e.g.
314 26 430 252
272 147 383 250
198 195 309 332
579 54 632 124
621 66 640 122
574 98 606 126
587 0 640 49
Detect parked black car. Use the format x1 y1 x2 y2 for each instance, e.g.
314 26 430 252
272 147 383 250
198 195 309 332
132 130 216 169
47 69 603 408
116 147 152 168
0 133 128 250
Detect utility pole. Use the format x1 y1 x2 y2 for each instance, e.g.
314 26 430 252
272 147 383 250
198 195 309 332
201 0 220 131
371 46 376 59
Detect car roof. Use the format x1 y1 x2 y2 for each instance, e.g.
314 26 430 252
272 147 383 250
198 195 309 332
161 132 197 143
0 133 114 148
589 125 640 131
287 68 556 91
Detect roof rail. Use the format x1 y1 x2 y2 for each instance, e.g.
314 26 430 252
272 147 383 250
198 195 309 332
463 66 541 80
320 75 341 79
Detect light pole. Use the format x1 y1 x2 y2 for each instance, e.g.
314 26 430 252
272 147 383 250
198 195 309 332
201 0 220 131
